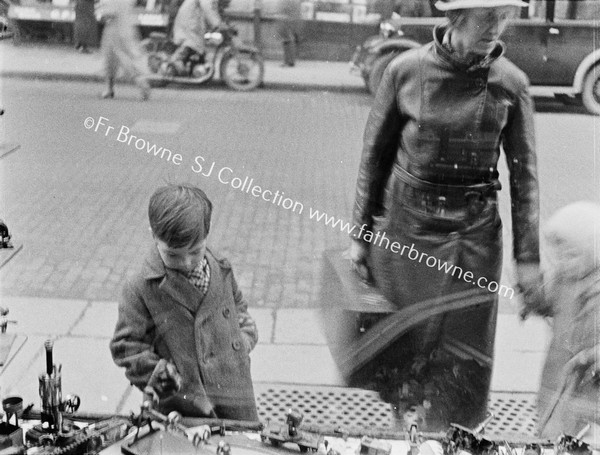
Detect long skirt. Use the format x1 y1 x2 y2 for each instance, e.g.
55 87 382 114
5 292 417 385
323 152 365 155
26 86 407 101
74 0 98 47
101 21 149 81
363 164 503 429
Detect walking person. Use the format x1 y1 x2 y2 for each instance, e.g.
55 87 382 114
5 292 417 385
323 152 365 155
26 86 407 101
97 0 151 100
276 0 302 67
74 0 98 53
523 201 600 442
349 0 540 429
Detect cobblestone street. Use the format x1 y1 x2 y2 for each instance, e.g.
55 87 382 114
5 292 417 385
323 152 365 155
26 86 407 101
0 80 372 305
1 79 599 309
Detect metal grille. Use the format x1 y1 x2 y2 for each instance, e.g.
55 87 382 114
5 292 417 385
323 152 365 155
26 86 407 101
486 392 539 438
255 384 538 438
254 384 397 432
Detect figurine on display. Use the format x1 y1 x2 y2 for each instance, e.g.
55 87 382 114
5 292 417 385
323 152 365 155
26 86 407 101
286 408 303 437
522 201 600 443
555 428 594 455
110 184 259 421
441 414 498 455
260 409 323 452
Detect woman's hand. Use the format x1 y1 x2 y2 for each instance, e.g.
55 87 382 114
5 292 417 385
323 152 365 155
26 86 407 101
564 345 600 378
349 238 372 283
516 262 545 319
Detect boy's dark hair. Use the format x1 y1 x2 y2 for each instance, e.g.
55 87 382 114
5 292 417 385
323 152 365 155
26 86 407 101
148 184 212 248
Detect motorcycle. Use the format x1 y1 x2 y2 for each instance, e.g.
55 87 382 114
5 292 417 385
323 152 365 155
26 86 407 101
349 13 421 95
142 25 264 91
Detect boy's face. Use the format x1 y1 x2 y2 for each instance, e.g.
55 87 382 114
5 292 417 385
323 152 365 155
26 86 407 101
154 236 207 274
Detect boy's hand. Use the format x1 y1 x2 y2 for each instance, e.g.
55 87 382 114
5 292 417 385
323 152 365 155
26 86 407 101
564 345 600 383
148 359 182 399
240 333 253 353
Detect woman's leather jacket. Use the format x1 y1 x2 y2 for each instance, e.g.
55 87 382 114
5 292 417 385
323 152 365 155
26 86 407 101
353 24 540 263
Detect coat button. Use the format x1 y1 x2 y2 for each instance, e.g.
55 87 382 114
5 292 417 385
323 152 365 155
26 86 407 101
232 340 241 350
223 308 231 318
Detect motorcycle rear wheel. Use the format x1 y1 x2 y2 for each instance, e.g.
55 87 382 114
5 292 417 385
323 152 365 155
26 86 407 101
219 49 264 91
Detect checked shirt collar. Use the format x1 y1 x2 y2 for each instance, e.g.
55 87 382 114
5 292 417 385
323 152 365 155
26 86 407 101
184 256 210 296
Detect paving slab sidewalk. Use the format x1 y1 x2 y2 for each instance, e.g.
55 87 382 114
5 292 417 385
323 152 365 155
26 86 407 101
0 295 550 418
0 41 366 92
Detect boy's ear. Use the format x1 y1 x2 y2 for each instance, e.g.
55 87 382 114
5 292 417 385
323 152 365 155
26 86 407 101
149 228 160 244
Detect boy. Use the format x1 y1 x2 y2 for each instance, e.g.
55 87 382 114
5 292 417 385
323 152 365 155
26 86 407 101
522 201 600 442
110 184 258 420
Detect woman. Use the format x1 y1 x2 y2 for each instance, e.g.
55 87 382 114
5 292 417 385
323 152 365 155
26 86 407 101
73 0 98 54
97 0 150 100
350 0 540 428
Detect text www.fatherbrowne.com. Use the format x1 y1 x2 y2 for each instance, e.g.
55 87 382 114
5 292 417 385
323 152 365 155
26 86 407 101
308 207 515 300
84 115 514 300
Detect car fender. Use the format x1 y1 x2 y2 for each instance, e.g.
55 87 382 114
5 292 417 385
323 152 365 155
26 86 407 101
369 37 422 57
573 49 600 93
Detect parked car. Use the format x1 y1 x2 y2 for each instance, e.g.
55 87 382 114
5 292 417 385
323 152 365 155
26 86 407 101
350 0 600 115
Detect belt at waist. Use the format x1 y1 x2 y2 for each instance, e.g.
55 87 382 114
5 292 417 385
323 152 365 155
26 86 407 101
392 164 501 213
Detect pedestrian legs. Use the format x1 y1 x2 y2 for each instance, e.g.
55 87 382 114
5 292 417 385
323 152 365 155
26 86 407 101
100 24 151 101
282 36 296 67
102 77 115 99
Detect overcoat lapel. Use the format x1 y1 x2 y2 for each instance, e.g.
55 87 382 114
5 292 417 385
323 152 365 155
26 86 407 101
161 269 203 315
198 250 224 314
142 245 204 315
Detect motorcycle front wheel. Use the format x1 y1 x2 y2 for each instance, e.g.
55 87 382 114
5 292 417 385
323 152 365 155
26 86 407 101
219 49 264 91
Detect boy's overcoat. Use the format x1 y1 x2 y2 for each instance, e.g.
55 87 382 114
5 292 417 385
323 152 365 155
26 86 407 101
110 247 258 421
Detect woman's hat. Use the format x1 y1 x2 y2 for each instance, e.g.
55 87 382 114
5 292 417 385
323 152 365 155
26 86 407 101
435 0 528 10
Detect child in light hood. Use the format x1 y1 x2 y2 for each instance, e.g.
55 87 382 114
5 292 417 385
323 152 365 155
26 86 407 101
532 201 600 444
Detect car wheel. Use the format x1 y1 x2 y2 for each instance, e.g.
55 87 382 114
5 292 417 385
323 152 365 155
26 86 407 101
581 65 600 116
367 52 401 96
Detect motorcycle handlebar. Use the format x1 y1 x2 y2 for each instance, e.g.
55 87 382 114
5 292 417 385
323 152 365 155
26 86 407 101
215 24 237 36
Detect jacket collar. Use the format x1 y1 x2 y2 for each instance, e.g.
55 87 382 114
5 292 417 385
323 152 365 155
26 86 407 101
141 243 222 314
142 244 168 280
141 243 218 280
432 24 504 73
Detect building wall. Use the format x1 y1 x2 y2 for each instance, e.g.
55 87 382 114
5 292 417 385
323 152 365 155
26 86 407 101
227 0 389 60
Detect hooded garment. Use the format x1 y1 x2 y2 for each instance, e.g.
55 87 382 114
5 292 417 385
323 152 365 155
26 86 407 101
537 201 600 442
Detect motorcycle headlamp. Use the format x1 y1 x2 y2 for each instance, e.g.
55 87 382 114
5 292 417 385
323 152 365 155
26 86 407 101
205 32 224 46
379 21 396 38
